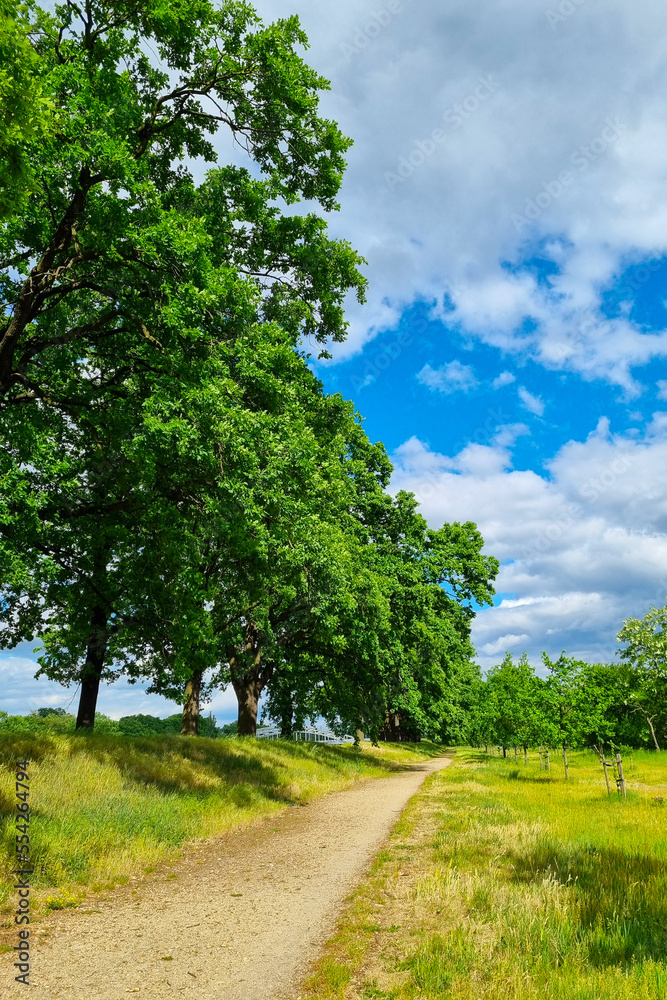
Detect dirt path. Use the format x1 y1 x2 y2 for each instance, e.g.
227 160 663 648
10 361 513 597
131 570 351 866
4 754 452 999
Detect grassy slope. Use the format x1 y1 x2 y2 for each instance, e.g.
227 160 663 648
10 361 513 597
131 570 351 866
304 748 667 1000
0 732 444 923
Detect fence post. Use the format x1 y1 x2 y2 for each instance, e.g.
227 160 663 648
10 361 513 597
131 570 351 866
602 755 611 796
546 750 550 772
616 753 627 799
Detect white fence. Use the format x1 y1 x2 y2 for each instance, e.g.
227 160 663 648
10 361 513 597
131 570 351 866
256 725 354 745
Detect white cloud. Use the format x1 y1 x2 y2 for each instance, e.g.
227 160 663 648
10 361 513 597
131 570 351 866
517 385 546 416
657 380 667 400
390 414 667 673
492 371 516 388
493 423 530 448
482 633 529 656
253 0 667 388
417 360 478 393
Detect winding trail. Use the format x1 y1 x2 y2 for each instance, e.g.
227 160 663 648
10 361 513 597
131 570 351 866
5 754 452 999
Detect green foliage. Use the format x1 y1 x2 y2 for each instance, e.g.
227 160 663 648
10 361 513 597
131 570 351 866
480 652 544 749
117 712 221 736
542 653 620 750
0 1 56 216
0 0 498 744
617 603 667 750
0 0 365 722
475 650 658 753
0 710 118 734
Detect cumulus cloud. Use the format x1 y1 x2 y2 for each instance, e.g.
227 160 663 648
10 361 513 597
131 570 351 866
255 0 667 388
517 386 546 416
417 360 478 394
390 413 667 673
492 371 516 388
482 633 529 656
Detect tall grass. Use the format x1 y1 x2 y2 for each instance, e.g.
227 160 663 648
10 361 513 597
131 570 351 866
304 748 667 1000
0 732 441 918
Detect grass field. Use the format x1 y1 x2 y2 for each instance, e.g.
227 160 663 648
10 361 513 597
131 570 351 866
305 748 667 1000
0 731 443 927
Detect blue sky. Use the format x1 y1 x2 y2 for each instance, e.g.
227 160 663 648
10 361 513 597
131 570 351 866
4 0 667 720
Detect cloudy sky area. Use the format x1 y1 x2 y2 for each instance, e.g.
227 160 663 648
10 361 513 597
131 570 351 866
4 0 667 718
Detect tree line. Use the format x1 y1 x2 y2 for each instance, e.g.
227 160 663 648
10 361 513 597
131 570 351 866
474 604 667 758
0 1 499 739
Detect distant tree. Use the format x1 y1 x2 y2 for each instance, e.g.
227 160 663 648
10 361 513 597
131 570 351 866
575 660 627 751
617 604 667 750
541 653 620 774
479 653 542 755
216 721 238 737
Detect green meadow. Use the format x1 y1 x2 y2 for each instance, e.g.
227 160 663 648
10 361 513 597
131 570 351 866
306 748 667 1000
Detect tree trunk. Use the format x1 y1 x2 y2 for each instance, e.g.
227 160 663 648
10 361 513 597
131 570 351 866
235 676 263 736
280 709 293 738
562 744 569 779
523 744 528 763
180 670 203 736
229 625 272 737
646 714 661 751
75 604 108 730
502 745 507 758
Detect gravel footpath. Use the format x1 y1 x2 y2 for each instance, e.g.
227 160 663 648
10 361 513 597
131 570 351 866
3 754 452 999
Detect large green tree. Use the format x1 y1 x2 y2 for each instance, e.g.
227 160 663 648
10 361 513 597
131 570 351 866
1 1 500 740
0 0 366 727
0 0 364 396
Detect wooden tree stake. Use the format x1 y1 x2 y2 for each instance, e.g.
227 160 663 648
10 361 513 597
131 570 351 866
615 753 627 799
